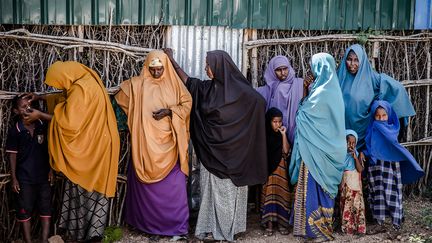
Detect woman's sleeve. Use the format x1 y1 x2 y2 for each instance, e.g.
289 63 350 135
170 83 192 121
45 93 66 114
185 77 202 97
378 73 415 119
114 80 131 115
111 97 129 131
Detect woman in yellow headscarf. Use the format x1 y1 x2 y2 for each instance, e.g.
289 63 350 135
25 61 120 242
115 50 192 240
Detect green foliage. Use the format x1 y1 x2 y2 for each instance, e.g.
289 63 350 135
102 226 123 243
422 186 432 200
423 208 432 228
355 33 369 45
354 28 384 45
407 208 432 243
409 234 432 243
409 234 427 243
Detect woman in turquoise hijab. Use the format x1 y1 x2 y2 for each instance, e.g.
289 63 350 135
289 53 346 241
337 44 415 153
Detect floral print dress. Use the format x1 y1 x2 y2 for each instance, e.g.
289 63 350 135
339 170 366 234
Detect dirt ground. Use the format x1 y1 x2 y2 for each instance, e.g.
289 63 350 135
117 197 432 243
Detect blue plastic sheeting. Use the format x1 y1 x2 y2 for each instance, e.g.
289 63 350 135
415 0 432 29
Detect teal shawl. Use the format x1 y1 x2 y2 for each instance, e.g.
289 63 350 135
337 44 415 149
289 53 346 199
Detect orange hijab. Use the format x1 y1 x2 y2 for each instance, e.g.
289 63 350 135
46 61 120 197
115 50 192 183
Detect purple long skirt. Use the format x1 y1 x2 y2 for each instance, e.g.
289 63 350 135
124 163 189 236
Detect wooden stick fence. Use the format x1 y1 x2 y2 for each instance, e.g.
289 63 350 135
0 26 430 241
0 25 163 241
243 29 432 197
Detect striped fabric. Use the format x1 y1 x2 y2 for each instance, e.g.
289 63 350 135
367 160 403 227
291 162 335 241
261 159 293 227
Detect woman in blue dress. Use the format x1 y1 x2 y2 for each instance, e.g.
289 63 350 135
289 53 346 241
337 44 415 154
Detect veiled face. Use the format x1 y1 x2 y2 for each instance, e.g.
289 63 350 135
274 66 289 81
149 66 164 79
345 51 359 75
374 107 388 121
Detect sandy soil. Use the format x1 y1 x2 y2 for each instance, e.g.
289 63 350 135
117 198 432 243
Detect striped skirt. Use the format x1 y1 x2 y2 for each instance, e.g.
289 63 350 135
261 158 293 227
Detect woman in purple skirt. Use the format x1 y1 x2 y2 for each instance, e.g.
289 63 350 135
115 50 192 240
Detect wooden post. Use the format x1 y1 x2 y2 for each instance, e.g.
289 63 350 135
425 42 431 139
165 25 172 48
425 148 432 186
77 25 84 52
405 42 412 142
68 26 77 60
371 41 380 69
241 29 249 77
250 29 258 88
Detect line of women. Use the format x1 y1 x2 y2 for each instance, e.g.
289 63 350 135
24 43 423 242
257 44 423 241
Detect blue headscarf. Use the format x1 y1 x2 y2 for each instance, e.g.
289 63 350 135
365 100 424 184
344 129 359 171
337 44 415 150
289 53 346 198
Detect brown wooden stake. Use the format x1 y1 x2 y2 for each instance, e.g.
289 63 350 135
251 29 258 88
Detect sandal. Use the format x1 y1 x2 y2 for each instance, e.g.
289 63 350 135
367 224 386 235
170 235 187 241
264 228 274 236
149 235 160 242
278 226 290 235
202 233 214 242
386 225 401 240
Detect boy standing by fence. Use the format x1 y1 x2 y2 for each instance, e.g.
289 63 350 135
6 94 53 243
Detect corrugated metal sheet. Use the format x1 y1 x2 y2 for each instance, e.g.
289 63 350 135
167 25 243 80
415 0 432 29
0 0 417 30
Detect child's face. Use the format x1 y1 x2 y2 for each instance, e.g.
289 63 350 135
374 107 388 121
346 135 356 152
13 98 31 118
270 116 282 132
